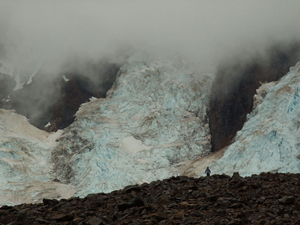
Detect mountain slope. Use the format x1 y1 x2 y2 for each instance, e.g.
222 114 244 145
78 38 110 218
0 55 299 206
1 173 299 225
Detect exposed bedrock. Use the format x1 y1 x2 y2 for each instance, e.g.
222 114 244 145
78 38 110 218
47 62 120 132
0 73 15 108
208 42 300 152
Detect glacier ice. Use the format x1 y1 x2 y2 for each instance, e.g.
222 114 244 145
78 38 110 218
210 62 300 176
52 56 213 196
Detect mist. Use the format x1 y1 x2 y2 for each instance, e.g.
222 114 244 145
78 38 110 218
1 0 300 130
1 0 300 77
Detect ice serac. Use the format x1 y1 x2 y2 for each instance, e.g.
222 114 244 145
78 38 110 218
52 56 213 196
210 62 300 176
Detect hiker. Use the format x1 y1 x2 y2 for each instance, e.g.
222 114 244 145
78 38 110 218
205 166 211 177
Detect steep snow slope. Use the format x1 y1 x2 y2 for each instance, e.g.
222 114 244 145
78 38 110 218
0 109 75 206
52 56 213 196
0 59 42 91
0 109 55 183
208 62 300 176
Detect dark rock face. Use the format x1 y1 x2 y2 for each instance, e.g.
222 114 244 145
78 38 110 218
0 73 16 108
45 75 102 132
47 62 120 132
1 62 120 131
0 172 299 224
208 42 300 151
7 73 64 129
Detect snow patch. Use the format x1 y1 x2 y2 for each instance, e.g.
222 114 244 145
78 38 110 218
62 75 69 82
120 136 152 153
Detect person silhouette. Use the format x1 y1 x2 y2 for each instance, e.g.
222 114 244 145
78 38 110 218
205 166 211 177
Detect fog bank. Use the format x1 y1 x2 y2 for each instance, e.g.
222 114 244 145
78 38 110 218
0 0 300 78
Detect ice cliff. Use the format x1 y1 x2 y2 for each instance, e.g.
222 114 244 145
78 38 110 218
52 56 213 196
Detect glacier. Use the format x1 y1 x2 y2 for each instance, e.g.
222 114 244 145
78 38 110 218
52 56 213 196
0 55 213 205
0 54 300 206
209 62 300 176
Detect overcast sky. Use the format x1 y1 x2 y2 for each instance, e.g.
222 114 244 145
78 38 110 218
1 0 300 76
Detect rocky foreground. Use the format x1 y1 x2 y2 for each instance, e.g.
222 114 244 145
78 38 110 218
0 172 299 225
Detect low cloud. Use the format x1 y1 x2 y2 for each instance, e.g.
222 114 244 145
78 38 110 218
0 0 300 78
